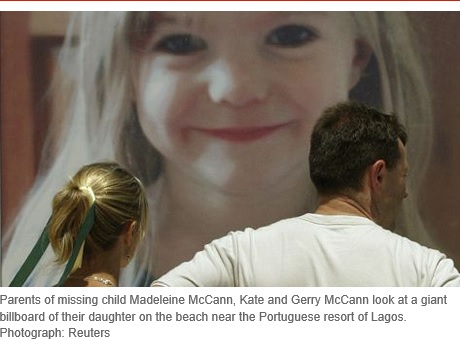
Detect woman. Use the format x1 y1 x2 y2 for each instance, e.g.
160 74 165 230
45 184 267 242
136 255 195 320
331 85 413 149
9 162 148 287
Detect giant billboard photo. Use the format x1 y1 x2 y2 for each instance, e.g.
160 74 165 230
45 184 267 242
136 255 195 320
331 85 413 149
1 12 459 286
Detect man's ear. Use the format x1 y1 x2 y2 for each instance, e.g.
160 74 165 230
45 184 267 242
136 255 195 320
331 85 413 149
349 38 374 89
369 160 387 192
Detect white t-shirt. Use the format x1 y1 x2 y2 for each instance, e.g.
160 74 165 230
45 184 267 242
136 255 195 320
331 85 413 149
153 214 460 287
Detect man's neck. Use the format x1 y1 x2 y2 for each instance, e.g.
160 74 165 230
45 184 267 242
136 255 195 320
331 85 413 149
314 194 374 221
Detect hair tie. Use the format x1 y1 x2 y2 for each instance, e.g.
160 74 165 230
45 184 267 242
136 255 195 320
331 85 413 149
79 186 96 203
9 204 96 287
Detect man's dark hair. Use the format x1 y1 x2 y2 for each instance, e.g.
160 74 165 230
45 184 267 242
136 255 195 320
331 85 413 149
309 101 407 195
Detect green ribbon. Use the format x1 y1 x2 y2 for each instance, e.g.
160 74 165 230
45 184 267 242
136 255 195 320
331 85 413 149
9 204 96 287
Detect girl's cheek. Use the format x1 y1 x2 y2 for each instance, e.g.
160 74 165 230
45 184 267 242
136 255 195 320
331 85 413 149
138 62 179 118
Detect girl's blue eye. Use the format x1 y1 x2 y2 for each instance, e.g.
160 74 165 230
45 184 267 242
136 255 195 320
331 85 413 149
266 25 317 47
155 34 207 55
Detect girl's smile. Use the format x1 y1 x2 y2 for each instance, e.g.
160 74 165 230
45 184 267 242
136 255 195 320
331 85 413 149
187 122 296 143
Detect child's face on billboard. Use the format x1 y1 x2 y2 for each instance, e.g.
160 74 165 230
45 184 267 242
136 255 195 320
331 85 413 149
133 12 367 191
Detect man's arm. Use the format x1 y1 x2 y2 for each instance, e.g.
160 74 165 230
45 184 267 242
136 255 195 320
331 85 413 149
151 232 240 287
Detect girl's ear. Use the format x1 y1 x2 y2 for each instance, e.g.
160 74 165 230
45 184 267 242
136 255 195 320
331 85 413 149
349 38 374 89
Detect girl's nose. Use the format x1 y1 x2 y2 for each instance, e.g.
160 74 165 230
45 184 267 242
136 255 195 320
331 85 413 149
203 58 269 108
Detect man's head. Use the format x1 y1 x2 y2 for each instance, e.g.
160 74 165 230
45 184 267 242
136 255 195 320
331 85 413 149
309 101 408 229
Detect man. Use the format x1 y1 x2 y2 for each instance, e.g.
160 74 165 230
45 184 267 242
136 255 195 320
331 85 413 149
152 101 460 286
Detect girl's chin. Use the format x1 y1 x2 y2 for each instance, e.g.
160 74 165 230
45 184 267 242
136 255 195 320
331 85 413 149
196 167 289 193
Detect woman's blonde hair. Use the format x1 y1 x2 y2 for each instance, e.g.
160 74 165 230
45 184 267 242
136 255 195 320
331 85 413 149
2 12 434 286
48 162 148 265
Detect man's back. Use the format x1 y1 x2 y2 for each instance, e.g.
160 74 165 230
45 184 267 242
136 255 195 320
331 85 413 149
153 213 460 287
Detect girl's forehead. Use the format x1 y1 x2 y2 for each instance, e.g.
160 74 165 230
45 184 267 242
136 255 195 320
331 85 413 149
151 11 350 28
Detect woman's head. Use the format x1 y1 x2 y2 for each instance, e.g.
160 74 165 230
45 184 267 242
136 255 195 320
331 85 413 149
48 162 148 267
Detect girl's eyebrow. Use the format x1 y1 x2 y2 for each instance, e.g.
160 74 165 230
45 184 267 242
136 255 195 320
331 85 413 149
152 12 198 28
148 11 330 34
151 12 177 25
266 11 328 18
247 11 329 28
154 11 329 25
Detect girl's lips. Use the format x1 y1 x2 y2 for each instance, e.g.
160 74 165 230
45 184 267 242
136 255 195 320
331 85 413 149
190 123 292 143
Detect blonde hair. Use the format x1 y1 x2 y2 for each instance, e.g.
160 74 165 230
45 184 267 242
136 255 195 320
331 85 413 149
2 12 434 286
48 162 148 265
